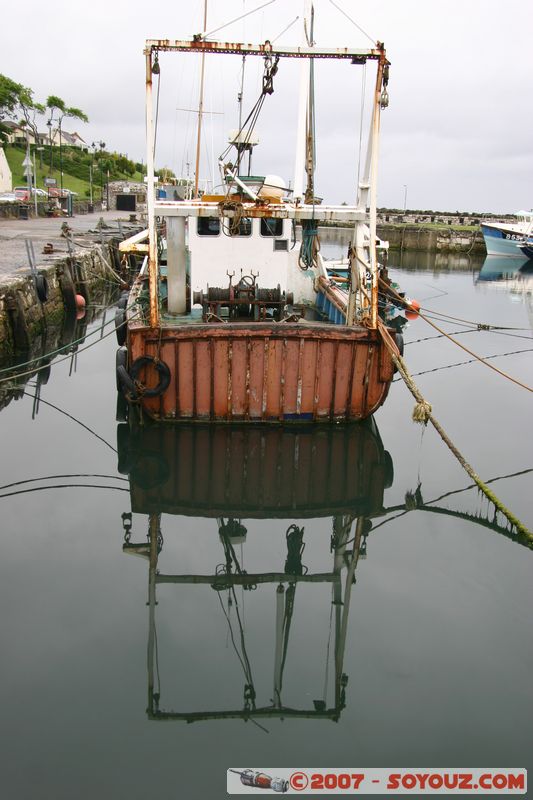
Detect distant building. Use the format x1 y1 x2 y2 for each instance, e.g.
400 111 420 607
3 122 31 145
107 181 147 214
0 147 12 192
4 122 88 151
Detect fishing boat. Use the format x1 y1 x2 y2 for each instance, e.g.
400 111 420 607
117 12 403 424
480 210 533 257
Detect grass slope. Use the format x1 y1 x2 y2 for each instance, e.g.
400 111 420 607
4 145 144 197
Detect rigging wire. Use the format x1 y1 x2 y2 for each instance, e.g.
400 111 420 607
202 0 278 40
271 15 300 43
355 63 366 201
328 0 377 46
153 70 161 158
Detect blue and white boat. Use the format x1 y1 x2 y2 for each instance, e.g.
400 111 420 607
480 210 533 257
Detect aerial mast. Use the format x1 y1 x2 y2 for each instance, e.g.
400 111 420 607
194 0 208 198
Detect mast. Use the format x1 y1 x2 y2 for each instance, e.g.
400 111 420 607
194 0 208 198
292 0 312 201
145 47 159 328
346 44 388 329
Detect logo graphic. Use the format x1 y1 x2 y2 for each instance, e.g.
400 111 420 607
229 769 289 793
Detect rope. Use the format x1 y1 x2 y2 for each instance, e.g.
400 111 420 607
380 278 533 392
378 321 532 543
393 347 533 382
21 390 118 452
418 313 532 392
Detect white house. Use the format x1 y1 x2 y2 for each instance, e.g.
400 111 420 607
0 148 13 192
50 129 88 150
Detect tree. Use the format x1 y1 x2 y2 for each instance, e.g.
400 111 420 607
19 87 45 142
0 74 24 143
46 95 89 192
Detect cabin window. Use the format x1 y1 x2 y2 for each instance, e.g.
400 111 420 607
273 239 288 251
234 217 252 236
260 217 283 237
197 217 220 236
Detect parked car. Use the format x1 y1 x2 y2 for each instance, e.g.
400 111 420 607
47 187 77 198
13 186 48 201
14 186 30 201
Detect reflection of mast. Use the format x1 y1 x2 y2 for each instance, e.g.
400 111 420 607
147 513 162 715
135 511 369 723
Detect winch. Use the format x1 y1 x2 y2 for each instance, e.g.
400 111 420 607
193 272 293 322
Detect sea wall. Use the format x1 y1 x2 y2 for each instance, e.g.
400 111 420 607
0 241 125 360
0 200 104 219
377 224 485 254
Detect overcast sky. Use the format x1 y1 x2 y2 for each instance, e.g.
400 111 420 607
3 0 532 213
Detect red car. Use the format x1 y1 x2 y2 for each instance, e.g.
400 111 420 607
14 186 30 201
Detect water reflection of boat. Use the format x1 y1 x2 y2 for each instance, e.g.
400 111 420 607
118 421 392 518
119 422 392 724
476 255 530 281
475 256 533 333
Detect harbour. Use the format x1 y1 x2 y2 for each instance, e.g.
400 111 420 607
0 229 532 796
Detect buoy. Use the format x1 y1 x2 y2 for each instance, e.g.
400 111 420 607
405 297 420 320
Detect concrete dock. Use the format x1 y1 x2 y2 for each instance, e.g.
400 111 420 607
0 211 139 280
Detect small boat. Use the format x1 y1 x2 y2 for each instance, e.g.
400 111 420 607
480 210 533 257
117 11 403 424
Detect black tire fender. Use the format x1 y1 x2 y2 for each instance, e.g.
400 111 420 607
395 333 404 358
117 291 129 310
35 274 49 303
116 346 128 391
115 307 127 346
117 364 136 397
393 332 404 373
129 356 171 398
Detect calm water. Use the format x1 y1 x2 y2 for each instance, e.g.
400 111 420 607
0 232 532 799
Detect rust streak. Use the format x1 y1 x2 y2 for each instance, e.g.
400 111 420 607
227 339 233 421
296 338 304 416
313 342 322 419
280 338 287 421
262 338 269 419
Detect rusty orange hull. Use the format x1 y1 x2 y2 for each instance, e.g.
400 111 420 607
127 321 394 423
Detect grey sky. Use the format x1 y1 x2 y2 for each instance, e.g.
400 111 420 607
2 0 532 213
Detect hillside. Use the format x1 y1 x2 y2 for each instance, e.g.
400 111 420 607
4 145 144 197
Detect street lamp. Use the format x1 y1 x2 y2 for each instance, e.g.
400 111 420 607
98 141 106 203
47 118 54 174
